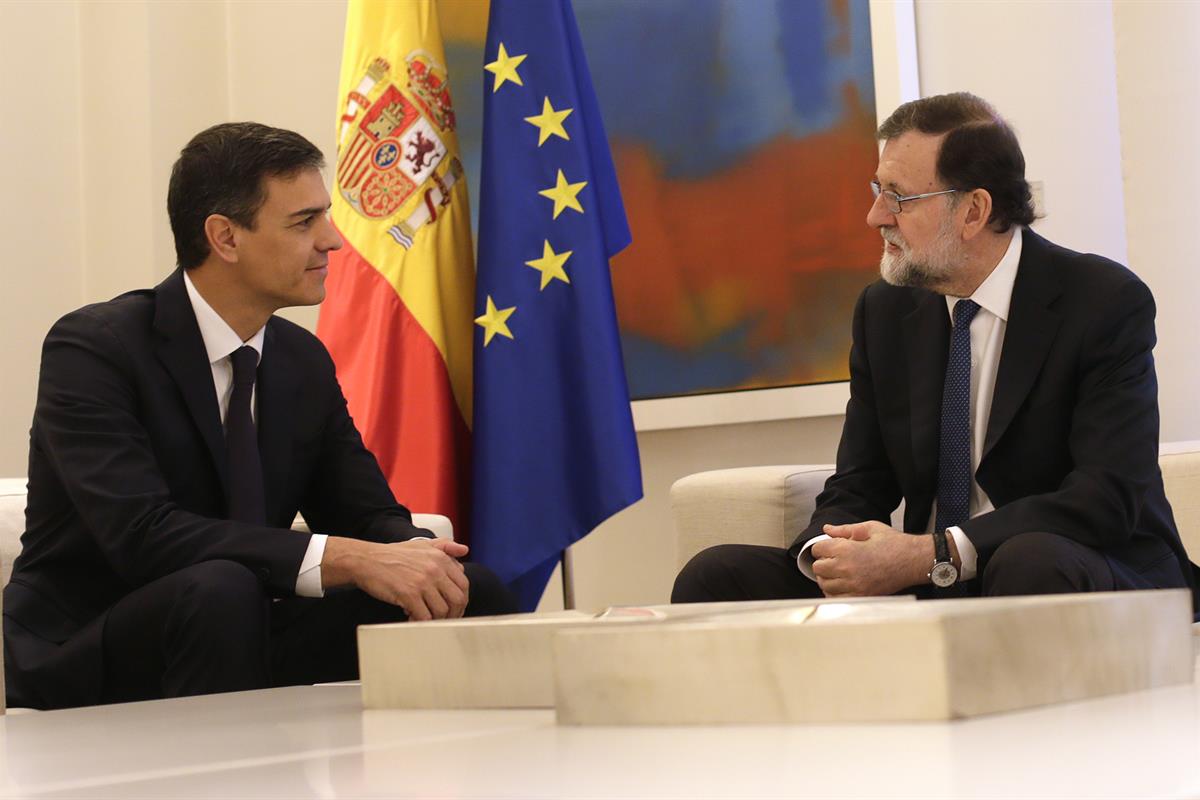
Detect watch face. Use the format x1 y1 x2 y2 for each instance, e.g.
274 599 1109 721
931 561 959 588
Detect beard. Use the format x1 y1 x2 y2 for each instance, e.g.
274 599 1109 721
879 217 962 291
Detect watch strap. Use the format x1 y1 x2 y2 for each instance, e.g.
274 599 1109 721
932 527 951 565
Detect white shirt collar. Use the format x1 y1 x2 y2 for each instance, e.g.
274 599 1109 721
946 226 1023 323
182 271 266 364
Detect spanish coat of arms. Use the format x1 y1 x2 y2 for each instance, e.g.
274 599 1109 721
336 53 464 249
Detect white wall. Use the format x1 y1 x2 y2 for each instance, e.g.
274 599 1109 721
1 0 1198 609
1113 0 1200 444
0 1 85 476
914 0 1128 263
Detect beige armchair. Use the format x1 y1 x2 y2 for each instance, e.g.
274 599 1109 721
672 446 1200 573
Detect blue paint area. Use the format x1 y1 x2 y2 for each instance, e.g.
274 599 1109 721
443 40 484 238
574 0 874 179
574 0 723 177
776 0 832 118
620 318 779 398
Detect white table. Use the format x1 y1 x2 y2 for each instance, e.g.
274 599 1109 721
1 668 1199 800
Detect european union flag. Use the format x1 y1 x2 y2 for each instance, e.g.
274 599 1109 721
471 0 643 611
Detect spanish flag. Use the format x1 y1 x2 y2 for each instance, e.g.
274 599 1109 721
317 0 474 537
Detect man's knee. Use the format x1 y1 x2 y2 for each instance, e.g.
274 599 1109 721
463 564 518 617
104 560 270 701
169 560 268 638
670 544 814 603
981 532 1112 596
673 545 742 603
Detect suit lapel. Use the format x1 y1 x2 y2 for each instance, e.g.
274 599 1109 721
904 290 951 504
982 230 1063 460
152 270 228 492
256 321 296 526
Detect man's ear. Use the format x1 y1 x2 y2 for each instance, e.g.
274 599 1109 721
204 214 239 263
960 189 994 241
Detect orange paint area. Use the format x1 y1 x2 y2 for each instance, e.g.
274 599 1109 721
610 90 882 389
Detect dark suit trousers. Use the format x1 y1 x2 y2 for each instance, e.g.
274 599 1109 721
101 559 516 704
671 532 1183 604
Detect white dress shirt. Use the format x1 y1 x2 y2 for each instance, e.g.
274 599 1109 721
183 272 327 597
799 227 1024 584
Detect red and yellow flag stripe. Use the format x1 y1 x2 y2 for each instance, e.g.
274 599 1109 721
318 0 475 536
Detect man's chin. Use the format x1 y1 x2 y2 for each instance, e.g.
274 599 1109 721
285 287 326 308
880 257 938 291
880 254 913 287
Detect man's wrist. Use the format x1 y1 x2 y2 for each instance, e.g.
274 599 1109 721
945 530 962 569
918 533 937 584
320 536 367 590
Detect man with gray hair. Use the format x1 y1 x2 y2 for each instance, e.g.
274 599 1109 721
673 92 1195 606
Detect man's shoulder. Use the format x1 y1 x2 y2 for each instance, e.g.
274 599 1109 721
1029 230 1147 299
48 288 157 344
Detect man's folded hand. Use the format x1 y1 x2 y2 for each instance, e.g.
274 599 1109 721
811 522 932 598
321 536 470 620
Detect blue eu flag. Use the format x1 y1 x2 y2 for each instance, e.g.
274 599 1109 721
472 0 642 611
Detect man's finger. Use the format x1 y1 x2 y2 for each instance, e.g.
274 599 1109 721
811 539 842 560
428 539 470 558
824 522 875 541
446 562 470 594
421 582 452 620
818 577 852 597
824 523 862 539
812 537 854 560
436 572 468 618
812 558 840 579
402 593 433 622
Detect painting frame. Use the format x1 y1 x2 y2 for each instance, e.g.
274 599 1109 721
630 0 919 432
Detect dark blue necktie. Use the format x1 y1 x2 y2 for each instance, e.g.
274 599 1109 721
226 346 266 524
936 299 980 533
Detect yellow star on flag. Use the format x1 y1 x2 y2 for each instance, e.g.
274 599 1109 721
525 240 573 290
475 296 516 346
484 43 527 93
538 169 587 219
524 97 573 146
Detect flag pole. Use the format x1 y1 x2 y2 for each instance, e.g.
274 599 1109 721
560 548 576 609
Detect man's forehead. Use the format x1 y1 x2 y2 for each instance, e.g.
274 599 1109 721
260 169 331 213
876 131 943 192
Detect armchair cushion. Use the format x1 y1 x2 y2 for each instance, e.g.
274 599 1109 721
672 465 832 571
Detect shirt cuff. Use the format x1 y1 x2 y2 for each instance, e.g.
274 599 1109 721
947 526 978 580
795 534 832 580
295 533 328 598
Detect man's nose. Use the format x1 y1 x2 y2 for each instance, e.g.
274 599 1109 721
318 215 343 252
866 191 895 229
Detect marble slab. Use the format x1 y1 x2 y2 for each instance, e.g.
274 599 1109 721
358 597 908 710
554 590 1194 725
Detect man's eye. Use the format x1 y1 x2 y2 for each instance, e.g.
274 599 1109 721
296 216 316 228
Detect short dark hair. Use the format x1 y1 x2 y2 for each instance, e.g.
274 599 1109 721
877 92 1035 232
167 122 325 269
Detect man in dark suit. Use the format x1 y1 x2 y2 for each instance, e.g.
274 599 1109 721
673 93 1194 606
5 122 516 710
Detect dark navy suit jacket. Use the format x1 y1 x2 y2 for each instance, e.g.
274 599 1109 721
5 269 428 708
789 229 1195 603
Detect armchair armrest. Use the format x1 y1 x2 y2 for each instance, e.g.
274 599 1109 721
671 465 834 572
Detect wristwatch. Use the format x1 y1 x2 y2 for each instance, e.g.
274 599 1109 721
928 528 959 588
